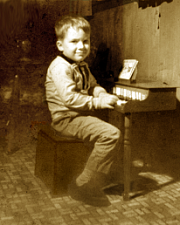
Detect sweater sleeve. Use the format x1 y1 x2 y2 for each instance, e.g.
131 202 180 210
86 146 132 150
50 62 95 111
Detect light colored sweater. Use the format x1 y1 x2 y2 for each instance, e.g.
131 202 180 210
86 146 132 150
45 56 107 122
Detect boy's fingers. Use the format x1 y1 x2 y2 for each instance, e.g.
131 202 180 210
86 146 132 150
116 100 127 106
109 96 119 103
112 95 119 101
106 104 115 109
107 106 114 109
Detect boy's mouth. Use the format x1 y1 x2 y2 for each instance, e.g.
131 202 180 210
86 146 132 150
76 52 85 55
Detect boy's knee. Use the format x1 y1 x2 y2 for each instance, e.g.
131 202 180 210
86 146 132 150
116 128 121 139
103 124 120 142
111 127 121 141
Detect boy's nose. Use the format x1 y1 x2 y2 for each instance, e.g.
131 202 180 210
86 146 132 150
77 41 84 49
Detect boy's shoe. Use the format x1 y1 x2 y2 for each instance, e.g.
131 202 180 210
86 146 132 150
103 183 124 195
102 182 120 191
68 178 111 207
95 173 122 191
97 174 124 194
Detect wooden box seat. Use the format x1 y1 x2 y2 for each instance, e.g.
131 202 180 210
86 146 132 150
35 125 89 197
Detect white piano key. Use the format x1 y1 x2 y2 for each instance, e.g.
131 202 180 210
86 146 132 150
116 87 121 95
124 89 127 99
132 91 136 100
126 90 131 100
136 92 139 100
120 88 124 98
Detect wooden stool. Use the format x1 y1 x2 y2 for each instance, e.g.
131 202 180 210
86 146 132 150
35 125 89 197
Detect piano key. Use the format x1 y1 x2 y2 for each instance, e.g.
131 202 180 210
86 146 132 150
135 92 139 100
116 87 121 95
126 89 131 100
132 91 136 100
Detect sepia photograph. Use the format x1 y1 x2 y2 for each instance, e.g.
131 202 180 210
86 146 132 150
1 0 180 224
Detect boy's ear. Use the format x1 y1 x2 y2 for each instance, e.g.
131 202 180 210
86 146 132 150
56 41 64 52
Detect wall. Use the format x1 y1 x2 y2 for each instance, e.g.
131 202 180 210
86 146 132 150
0 0 71 98
90 1 180 95
90 0 180 158
0 0 70 143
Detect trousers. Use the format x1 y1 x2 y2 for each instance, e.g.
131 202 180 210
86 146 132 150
52 114 121 175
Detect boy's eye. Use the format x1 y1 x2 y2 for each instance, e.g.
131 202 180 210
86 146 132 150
71 40 77 43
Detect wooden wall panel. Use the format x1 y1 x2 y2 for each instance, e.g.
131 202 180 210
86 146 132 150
90 0 180 87
133 6 160 81
159 1 180 99
159 2 176 84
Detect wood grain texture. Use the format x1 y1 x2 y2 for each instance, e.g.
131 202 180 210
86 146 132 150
90 0 180 99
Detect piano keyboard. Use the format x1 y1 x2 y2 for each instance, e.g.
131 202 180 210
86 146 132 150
113 86 148 101
111 81 177 113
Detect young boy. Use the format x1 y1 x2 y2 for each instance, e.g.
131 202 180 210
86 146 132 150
45 15 123 206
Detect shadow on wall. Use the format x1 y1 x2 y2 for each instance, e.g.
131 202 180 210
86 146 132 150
138 0 173 8
92 0 174 13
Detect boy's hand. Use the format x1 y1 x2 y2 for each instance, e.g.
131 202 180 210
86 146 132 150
116 99 127 106
116 99 127 111
93 94 120 109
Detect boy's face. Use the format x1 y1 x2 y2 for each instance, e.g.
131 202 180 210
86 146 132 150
57 27 90 62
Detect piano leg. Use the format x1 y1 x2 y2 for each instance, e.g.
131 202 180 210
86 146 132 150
123 113 132 201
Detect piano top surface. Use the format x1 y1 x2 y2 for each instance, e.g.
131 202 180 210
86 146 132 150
116 80 177 89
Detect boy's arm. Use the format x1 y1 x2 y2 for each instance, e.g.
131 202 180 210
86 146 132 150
88 70 124 108
51 63 95 111
51 62 119 110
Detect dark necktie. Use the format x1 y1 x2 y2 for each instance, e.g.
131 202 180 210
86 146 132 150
78 64 89 90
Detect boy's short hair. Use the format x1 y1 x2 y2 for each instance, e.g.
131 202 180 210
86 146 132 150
55 15 91 41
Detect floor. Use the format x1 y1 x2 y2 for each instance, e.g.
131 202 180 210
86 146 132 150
1 109 180 225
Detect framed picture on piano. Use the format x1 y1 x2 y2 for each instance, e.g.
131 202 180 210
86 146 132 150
118 59 138 83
